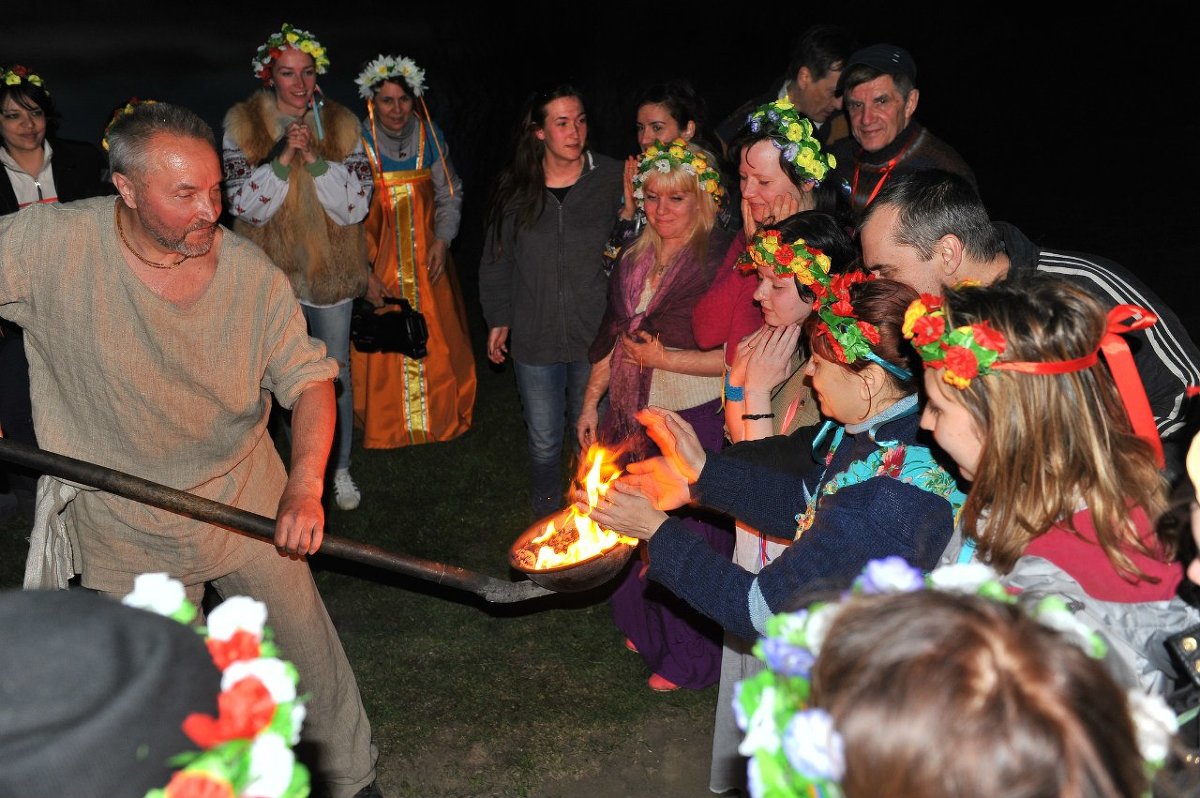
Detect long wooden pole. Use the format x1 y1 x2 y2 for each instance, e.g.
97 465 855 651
0 438 552 604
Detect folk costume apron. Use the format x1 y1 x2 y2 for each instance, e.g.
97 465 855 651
351 120 476 447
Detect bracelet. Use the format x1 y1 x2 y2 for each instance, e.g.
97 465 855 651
741 413 775 421
724 372 745 402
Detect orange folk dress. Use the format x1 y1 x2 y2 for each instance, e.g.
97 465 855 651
352 118 475 446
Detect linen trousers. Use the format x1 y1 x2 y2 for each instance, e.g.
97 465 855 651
100 548 378 798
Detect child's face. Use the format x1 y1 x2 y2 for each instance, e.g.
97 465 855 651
920 369 985 481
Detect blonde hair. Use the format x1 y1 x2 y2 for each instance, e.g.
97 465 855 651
941 274 1167 577
625 146 719 265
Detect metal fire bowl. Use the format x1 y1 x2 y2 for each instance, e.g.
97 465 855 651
509 512 637 593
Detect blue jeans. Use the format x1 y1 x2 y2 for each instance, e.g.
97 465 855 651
302 302 353 472
513 359 592 518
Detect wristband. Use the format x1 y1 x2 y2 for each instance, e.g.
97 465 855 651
724 372 745 402
741 413 775 421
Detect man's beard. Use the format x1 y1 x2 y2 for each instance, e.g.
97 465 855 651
140 212 218 259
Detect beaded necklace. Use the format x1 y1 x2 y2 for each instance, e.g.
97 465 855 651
115 203 190 270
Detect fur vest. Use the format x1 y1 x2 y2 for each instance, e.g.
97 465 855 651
223 91 368 304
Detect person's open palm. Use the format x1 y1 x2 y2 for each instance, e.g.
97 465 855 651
587 479 667 541
623 456 690 511
635 406 705 482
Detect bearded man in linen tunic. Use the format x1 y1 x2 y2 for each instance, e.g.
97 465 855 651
0 102 378 798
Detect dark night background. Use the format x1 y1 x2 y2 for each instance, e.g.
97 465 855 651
3 4 1196 340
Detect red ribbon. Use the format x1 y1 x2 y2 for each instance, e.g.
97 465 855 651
1098 305 1163 467
994 304 1163 467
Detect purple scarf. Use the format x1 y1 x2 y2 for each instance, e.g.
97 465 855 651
589 226 733 458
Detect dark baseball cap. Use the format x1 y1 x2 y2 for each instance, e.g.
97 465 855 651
840 43 917 88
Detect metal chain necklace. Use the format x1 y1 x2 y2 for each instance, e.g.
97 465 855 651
115 203 190 270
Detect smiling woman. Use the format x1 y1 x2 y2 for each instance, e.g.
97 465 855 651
221 22 372 512
0 63 110 505
352 53 476 450
575 138 735 694
477 84 624 519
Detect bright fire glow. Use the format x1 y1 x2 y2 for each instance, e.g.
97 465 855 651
530 445 637 569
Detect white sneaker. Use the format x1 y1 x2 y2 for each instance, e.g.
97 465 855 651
333 469 361 510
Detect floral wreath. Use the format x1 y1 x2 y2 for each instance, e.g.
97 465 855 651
736 229 831 288
733 557 1177 798
355 54 426 100
102 97 158 152
251 23 329 83
902 293 1007 389
903 291 1167 464
745 99 835 183
735 230 892 375
123 573 311 798
810 270 911 380
631 138 724 209
2 64 47 93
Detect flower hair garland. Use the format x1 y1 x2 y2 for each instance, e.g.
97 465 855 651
631 138 724 209
251 23 329 83
736 229 831 287
124 573 311 798
355 54 426 99
735 229 898 377
733 557 1174 798
903 293 1007 389
729 226 892 376
2 64 47 92
745 99 835 183
102 97 158 152
810 270 911 380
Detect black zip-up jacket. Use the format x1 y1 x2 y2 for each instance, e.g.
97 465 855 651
479 152 623 365
998 221 1200 480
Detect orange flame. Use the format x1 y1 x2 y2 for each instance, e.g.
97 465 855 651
529 445 637 569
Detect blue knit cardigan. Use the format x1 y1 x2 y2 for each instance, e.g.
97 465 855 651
645 404 961 642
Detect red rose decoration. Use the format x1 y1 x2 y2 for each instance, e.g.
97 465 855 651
182 676 276 748
775 246 795 266
943 345 980 381
911 315 945 346
206 629 262 671
822 330 847 363
970 321 1007 354
832 295 854 317
164 772 235 798
856 321 881 344
918 292 944 311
